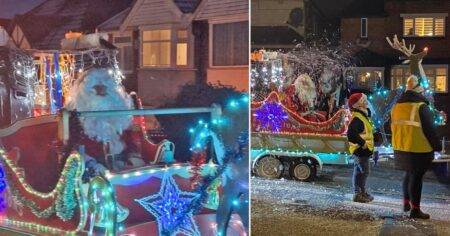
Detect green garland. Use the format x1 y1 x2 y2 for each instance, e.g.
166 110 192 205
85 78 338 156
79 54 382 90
55 159 81 221
4 154 83 221
7 185 55 218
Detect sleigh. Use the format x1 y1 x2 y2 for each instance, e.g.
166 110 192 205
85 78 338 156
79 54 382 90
251 91 352 181
0 105 246 235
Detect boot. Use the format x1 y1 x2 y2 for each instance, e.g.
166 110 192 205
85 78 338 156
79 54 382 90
410 208 430 219
362 192 374 202
403 202 411 212
353 193 369 203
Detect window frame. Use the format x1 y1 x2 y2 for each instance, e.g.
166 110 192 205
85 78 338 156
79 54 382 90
401 13 447 38
360 18 368 38
390 64 448 93
176 29 189 67
140 25 192 69
113 32 134 74
209 19 249 68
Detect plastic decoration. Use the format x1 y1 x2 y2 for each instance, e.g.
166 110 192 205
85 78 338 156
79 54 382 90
135 174 201 236
253 101 288 132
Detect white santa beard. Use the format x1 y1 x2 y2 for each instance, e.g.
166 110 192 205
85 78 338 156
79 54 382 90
294 74 317 109
75 95 132 154
66 70 133 155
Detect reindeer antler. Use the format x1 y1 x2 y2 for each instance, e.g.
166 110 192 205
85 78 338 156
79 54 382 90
386 35 415 57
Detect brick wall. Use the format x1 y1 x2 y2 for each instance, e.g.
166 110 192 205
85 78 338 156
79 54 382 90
341 1 450 58
340 1 450 138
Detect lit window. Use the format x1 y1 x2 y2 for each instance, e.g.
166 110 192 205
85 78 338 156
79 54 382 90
391 65 448 93
355 67 384 91
176 30 188 66
142 30 171 66
403 16 446 37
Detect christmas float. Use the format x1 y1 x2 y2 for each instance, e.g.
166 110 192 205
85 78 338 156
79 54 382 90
250 37 448 181
0 33 248 235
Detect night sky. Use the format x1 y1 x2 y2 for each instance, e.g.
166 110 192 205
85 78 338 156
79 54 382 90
0 0 45 19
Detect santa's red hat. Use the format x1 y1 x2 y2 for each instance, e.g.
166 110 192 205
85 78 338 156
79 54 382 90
348 93 367 108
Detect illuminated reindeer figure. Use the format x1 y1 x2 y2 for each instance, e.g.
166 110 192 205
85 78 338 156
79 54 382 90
386 35 428 81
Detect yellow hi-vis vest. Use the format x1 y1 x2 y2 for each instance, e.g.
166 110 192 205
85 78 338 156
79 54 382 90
349 111 375 154
391 102 433 153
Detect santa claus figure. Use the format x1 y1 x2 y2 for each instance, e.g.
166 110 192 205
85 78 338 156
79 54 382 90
293 73 317 112
65 67 144 176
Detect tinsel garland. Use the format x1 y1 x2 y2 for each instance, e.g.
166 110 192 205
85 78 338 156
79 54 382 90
55 159 79 221
2 153 82 221
169 132 248 234
7 186 55 218
189 151 207 189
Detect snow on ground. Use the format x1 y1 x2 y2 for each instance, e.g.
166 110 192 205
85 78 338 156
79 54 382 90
251 162 450 235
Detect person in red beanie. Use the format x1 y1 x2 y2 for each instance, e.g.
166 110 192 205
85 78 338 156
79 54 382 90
347 92 376 203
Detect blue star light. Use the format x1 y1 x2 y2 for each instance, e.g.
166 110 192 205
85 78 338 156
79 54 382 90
135 174 200 236
254 102 288 132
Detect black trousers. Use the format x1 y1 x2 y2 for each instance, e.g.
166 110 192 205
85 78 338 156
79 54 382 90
402 170 426 208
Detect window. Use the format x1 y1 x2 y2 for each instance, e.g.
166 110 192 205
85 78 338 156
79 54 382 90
360 18 368 38
176 30 188 66
391 65 448 93
346 67 384 91
355 67 383 90
142 30 171 66
114 35 133 73
212 21 248 66
141 29 189 67
403 15 446 37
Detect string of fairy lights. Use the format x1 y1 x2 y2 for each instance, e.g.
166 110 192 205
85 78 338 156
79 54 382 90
9 49 122 116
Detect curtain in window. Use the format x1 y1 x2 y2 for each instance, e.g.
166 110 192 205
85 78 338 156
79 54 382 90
213 21 249 66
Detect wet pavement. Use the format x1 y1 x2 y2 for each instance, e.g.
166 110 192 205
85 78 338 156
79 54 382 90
251 161 450 235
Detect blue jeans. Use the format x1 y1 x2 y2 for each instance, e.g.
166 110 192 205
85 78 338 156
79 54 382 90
353 155 370 194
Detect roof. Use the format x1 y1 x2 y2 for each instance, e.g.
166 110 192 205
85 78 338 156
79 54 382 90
341 0 387 18
0 18 10 28
10 0 133 50
310 0 355 20
195 0 248 20
173 0 201 13
97 8 131 31
251 26 304 48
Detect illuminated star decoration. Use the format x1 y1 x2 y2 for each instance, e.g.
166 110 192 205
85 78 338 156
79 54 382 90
135 174 200 236
254 102 288 132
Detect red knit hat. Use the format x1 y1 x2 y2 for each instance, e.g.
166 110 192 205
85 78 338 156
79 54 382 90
348 93 366 108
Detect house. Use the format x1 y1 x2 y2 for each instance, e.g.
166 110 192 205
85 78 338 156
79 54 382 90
97 0 248 107
251 0 353 49
341 0 450 137
8 0 133 50
251 0 306 49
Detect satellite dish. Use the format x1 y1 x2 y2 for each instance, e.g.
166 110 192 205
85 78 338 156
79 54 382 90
287 8 303 28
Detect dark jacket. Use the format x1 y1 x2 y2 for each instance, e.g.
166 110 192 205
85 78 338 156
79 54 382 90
392 91 442 171
347 108 375 158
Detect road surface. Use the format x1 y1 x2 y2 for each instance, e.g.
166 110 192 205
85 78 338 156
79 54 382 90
251 161 450 236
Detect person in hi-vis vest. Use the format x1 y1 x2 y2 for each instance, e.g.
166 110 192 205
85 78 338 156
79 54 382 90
347 93 376 203
391 75 441 219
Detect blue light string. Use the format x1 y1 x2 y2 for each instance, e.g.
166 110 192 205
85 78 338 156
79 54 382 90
53 53 63 110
